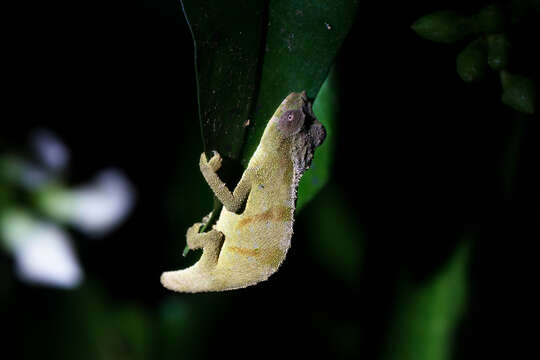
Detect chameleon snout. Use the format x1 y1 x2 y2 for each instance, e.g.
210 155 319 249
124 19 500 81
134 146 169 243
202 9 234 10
310 118 326 147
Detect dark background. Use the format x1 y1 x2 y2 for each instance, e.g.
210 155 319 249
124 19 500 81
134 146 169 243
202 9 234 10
2 0 539 359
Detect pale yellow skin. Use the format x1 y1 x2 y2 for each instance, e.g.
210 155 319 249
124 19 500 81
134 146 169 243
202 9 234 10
161 91 325 292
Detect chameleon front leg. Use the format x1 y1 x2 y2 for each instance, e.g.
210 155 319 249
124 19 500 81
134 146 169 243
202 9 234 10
199 152 252 213
185 222 224 268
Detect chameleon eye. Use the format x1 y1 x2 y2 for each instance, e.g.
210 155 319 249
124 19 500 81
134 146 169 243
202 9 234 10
278 109 305 136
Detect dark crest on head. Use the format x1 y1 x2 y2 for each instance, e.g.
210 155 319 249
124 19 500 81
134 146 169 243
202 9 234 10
277 99 326 174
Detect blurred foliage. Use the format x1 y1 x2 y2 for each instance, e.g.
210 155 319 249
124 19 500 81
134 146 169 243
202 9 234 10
411 11 474 43
500 70 536 114
383 240 470 360
412 2 537 114
456 38 487 82
303 181 364 286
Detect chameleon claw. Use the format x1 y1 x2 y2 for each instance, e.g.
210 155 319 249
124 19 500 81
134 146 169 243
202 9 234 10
207 151 222 172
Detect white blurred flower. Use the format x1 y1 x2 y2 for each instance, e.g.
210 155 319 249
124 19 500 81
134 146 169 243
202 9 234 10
69 169 135 236
0 210 83 289
1 128 136 288
30 129 70 172
38 169 135 236
0 128 69 190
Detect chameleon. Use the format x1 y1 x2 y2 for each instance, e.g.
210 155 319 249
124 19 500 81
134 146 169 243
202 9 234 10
160 91 326 292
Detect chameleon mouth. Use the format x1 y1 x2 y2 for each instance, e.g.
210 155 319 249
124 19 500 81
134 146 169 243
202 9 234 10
290 101 326 174
301 100 326 148
309 118 326 148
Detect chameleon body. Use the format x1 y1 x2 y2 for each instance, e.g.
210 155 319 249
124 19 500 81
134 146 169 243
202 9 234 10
161 91 326 292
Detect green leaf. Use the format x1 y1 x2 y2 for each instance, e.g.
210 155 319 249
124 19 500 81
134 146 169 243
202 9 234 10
56 283 153 360
500 70 536 114
383 240 471 360
180 0 357 162
301 181 364 286
411 11 472 43
180 0 267 160
487 33 510 70
241 0 358 165
472 4 505 34
456 38 487 83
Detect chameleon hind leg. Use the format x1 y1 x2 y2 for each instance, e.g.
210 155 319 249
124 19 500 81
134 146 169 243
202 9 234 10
160 223 224 292
186 222 224 269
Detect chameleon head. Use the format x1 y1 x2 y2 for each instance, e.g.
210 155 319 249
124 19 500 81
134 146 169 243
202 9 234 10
273 91 326 172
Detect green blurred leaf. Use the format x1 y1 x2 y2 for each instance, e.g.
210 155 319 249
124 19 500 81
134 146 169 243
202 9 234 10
487 33 510 70
158 297 202 358
302 182 363 285
456 38 487 83
109 305 153 359
412 5 505 45
158 295 230 359
472 4 505 34
501 70 536 114
383 240 471 360
411 11 472 43
50 283 153 360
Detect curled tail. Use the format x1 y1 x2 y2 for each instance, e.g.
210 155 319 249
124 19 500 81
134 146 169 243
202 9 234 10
161 232 223 293
161 265 217 293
